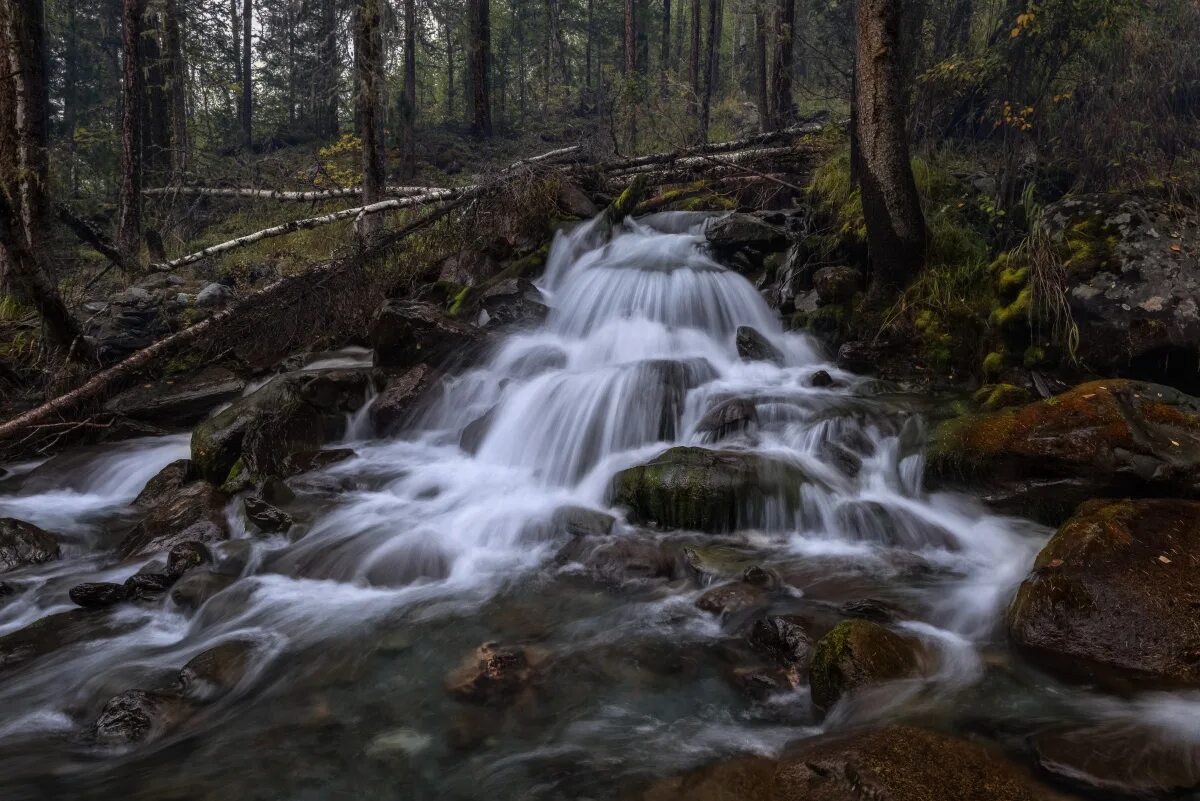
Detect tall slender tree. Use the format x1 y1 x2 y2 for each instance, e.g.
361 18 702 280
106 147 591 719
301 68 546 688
242 0 252 148
355 0 386 240
401 0 417 175
753 2 768 130
467 0 492 135
118 0 144 265
767 0 795 129
698 0 719 141
164 0 188 175
659 0 672 95
854 0 927 291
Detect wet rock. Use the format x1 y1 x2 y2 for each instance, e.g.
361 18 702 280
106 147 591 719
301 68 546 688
459 406 496 454
681 544 760 581
696 582 769 617
1041 193 1200 394
695 398 758 442
748 616 813 667
833 499 959 550
552 506 616 538
69 582 128 609
610 446 814 533
0 609 135 673
0 581 14 600
836 339 909 378
927 379 1200 523
973 383 1036 412
166 541 212 577
808 619 922 709
89 689 194 745
279 448 356 476
1032 721 1200 798
555 181 599 218
557 536 680 584
105 367 245 427
123 572 176 600
196 282 236 308
640 725 1067 801
178 639 256 702
191 369 370 484
478 279 549 328
85 288 170 364
840 598 904 624
445 643 535 706
369 363 436 436
1007 498 1200 691
133 459 193 507
258 476 296 506
0 518 61 573
212 539 253 575
735 326 785 366
507 345 567 379
118 480 230 558
705 213 789 253
170 571 236 612
369 300 484 369
244 497 292 533
809 369 835 388
813 265 864 305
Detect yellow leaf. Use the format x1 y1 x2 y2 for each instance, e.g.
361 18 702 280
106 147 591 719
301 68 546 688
1158 555 1172 564
1010 27 1021 38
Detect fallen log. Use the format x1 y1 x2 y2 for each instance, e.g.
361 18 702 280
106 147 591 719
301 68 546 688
54 203 136 277
0 199 464 449
142 185 439 201
149 189 456 271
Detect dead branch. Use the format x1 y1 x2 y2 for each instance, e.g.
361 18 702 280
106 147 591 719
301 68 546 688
54 203 135 275
142 185 440 201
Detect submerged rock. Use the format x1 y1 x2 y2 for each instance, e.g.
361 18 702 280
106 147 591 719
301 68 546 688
244 497 293 533
695 582 768 617
191 369 370 484
695 398 759 442
1007 498 1200 691
1032 720 1200 798
118 481 230 558
927 379 1200 522
610 446 813 532
178 639 257 702
808 619 922 710
639 725 1066 801
445 643 536 706
0 609 135 674
370 300 484 369
89 689 194 745
170 570 236 613
556 535 680 584
0 518 61 574
735 326 785 366
748 616 814 668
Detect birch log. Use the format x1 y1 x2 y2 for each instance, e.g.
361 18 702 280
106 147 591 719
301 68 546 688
142 185 438 201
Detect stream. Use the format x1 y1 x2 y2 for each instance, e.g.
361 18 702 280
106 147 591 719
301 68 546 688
1 211 1198 800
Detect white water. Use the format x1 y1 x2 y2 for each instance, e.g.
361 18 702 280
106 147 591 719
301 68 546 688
0 211 1196 798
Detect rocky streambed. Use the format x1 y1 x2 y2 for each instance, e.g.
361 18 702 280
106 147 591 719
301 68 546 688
0 211 1199 800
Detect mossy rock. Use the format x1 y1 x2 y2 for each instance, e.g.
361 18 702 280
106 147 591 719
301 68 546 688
927 379 1200 523
609 446 815 533
640 725 1068 801
808 619 921 710
1007 498 1200 692
972 383 1035 412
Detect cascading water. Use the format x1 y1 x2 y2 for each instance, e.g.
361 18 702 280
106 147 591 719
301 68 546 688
0 211 1197 800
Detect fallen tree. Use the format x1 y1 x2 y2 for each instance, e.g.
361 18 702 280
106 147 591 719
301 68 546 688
142 185 438 201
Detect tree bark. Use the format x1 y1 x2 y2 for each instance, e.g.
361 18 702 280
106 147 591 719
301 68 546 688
854 0 927 291
689 0 701 94
753 3 768 130
142 6 171 181
241 0 252 149
659 0 671 95
467 0 492 136
63 0 80 196
316 0 339 138
401 0 417 176
164 0 189 176
355 0 387 241
767 0 795 130
118 0 144 266
698 0 719 142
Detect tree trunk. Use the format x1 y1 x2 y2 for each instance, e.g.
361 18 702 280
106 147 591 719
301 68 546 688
317 0 339 138
688 0 701 94
854 0 927 291
467 0 492 136
241 0 252 148
164 0 189 176
659 0 671 95
118 0 144 266
446 29 455 120
63 0 80 196
142 7 171 181
753 3 768 130
767 0 795 130
698 0 719 142
355 0 387 241
231 0 241 121
546 0 565 99
401 0 416 176
624 0 638 150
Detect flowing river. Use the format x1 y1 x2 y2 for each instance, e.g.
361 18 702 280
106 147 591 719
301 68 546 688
0 211 1197 800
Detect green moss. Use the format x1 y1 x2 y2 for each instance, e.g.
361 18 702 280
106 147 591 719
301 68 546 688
998 265 1030 296
165 352 203 375
982 350 1007 378
1023 345 1048 368
990 286 1032 330
973 383 1032 411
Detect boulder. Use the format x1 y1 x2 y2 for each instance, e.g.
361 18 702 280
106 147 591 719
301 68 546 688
89 689 194 745
928 380 1200 522
166 541 212 577
445 643 536 706
0 518 61 573
813 265 865 305
556 536 681 584
191 369 371 484
735 326 785 366
170 570 236 613
1041 193 1200 394
809 369 835 388
244 497 292 533
1032 721 1200 798
369 363 436 436
369 300 483 369
196 282 236 308
808 619 922 710
1007 498 1200 691
279 448 356 476
104 367 246 427
695 398 759 442
459 406 497 454
133 460 193 507
118 480 229 558
640 725 1067 801
123 572 175 600
0 609 136 674
610 446 813 532
69 582 128 609
748 616 814 668
85 288 170 364
551 505 616 538
705 213 789 252
478 279 549 328
695 582 769 617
